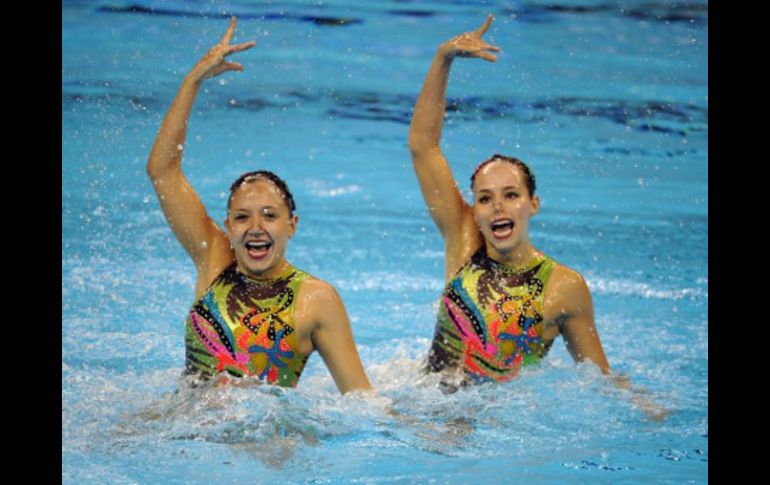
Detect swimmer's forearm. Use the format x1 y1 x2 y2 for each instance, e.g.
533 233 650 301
340 381 374 394
410 16 499 156
147 77 201 178
333 360 374 395
408 50 454 155
610 372 669 421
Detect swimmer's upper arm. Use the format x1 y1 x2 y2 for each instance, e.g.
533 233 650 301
147 166 228 269
444 216 483 281
410 147 472 242
410 148 480 281
549 267 610 375
305 280 373 394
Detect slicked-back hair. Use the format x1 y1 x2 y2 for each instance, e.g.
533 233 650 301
470 154 536 197
227 170 297 215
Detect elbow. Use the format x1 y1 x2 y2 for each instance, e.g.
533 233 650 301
146 157 160 179
407 133 422 155
146 158 172 182
408 135 436 158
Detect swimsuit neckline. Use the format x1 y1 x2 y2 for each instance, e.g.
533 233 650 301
231 262 296 285
479 247 546 275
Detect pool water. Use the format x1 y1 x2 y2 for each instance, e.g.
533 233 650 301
62 1 708 483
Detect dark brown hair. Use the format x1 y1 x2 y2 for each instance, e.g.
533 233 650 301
470 154 536 197
227 170 297 215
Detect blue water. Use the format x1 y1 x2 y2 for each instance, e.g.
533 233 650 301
62 1 708 483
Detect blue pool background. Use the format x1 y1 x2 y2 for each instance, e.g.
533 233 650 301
62 1 708 483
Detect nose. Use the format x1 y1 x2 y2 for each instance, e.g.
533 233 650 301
247 216 265 234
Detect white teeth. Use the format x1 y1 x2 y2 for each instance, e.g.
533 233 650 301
491 220 514 231
246 241 271 250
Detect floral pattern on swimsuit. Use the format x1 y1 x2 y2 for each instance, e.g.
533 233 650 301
184 263 311 387
426 248 557 384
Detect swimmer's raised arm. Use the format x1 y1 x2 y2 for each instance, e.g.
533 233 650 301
408 15 501 278
146 17 256 273
299 279 373 394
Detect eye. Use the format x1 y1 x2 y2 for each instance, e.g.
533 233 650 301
478 195 491 204
506 191 518 199
262 211 279 220
234 214 248 221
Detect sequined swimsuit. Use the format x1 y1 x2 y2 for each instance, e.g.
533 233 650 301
426 247 558 384
185 263 311 387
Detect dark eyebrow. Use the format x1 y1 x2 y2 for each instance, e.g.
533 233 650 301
232 205 279 213
476 186 519 193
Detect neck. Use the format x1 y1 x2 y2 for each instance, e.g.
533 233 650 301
236 259 292 281
485 240 538 269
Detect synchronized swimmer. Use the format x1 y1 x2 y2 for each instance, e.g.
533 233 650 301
147 18 372 394
408 15 610 388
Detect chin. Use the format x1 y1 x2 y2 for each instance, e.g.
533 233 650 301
252 261 276 275
237 257 271 276
486 237 518 254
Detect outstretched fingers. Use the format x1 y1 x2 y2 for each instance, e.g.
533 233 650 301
479 51 498 62
221 16 238 45
225 62 243 71
485 40 501 59
229 41 257 55
473 15 500 61
475 14 494 37
481 39 500 52
220 18 255 61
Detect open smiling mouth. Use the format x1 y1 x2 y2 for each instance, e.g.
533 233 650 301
245 240 273 259
490 219 514 239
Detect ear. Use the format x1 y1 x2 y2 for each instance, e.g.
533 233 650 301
288 214 298 239
530 195 541 216
223 217 234 248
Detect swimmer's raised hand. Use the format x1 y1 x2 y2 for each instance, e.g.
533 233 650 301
188 17 257 84
438 15 501 62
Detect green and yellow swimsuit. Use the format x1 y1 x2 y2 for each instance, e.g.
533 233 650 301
426 248 558 385
185 263 311 387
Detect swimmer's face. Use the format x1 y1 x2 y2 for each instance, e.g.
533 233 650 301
471 161 539 257
225 179 297 279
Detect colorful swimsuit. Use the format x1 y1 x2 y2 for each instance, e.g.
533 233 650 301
426 248 558 385
185 263 312 387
